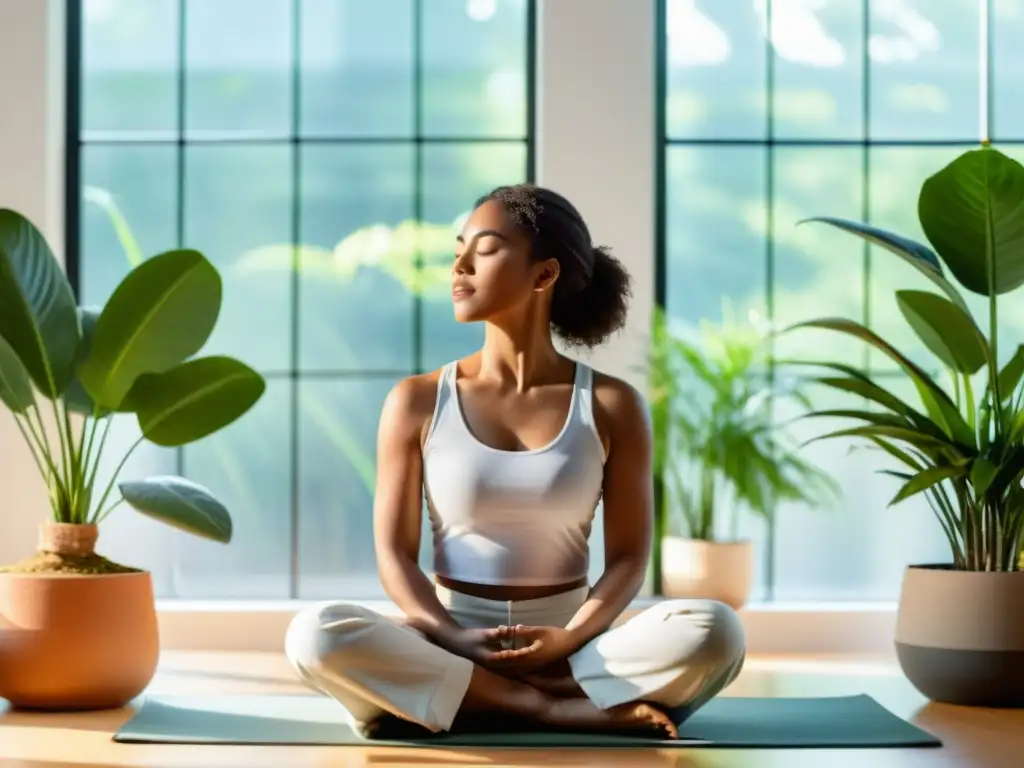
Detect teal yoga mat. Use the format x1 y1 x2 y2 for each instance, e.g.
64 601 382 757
114 694 942 749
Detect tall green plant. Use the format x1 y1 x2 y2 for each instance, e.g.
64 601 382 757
0 208 264 545
647 305 837 541
785 146 1024 572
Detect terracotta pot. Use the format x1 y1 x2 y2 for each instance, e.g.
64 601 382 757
895 564 1024 708
660 536 754 609
0 523 159 710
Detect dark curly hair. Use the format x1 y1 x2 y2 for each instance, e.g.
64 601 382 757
475 183 632 348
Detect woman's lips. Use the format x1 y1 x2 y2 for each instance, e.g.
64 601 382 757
452 286 475 300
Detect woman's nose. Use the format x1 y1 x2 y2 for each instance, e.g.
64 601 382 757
453 251 473 275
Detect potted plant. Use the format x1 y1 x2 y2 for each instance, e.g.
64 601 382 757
647 306 837 608
787 145 1024 707
0 208 265 710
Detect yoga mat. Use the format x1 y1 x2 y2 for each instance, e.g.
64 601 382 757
114 693 942 749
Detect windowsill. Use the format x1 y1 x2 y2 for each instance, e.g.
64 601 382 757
155 598 900 613
153 598 901 656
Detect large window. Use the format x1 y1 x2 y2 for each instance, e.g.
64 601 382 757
660 0 1024 601
69 0 534 599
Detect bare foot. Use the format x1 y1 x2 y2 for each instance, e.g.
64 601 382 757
543 697 679 739
607 701 679 739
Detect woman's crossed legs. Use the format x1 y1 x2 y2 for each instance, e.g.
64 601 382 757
284 596 745 739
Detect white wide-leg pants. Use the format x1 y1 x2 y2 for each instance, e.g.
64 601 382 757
285 583 746 734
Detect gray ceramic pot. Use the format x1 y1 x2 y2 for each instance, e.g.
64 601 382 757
894 564 1024 708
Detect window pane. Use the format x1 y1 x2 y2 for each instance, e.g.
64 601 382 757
664 146 767 327
772 147 865 366
421 0 529 138
666 0 766 140
80 145 178 306
297 377 432 598
298 144 415 373
868 0 981 141
175 380 292 598
185 0 293 139
300 0 414 138
183 144 293 372
772 373 952 600
419 142 528 371
772 0 864 140
993 0 1024 140
82 0 179 139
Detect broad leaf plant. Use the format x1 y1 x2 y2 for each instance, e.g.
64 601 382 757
786 146 1024 572
0 209 265 547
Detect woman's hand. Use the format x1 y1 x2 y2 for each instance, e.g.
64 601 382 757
442 627 541 667
487 624 580 672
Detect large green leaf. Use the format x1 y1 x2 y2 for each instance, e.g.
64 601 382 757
895 290 990 374
124 356 265 447
805 424 956 454
78 249 222 409
785 317 974 446
918 147 1024 296
0 209 80 397
800 409 919 431
119 475 232 543
0 333 34 413
811 375 943 436
997 345 1024 402
799 216 970 312
867 436 926 474
890 464 966 506
970 457 998 497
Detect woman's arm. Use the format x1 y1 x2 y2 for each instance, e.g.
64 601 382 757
563 377 653 652
373 376 463 647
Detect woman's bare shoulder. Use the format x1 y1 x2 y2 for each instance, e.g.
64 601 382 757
590 369 652 442
592 370 648 415
379 366 449 443
383 369 444 419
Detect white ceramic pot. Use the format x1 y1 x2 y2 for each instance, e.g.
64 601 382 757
659 536 754 609
894 564 1024 708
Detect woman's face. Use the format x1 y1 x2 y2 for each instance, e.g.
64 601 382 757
451 199 558 324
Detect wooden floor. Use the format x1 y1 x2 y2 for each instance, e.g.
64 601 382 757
1 652 1021 767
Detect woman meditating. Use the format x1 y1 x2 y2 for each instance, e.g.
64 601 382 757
285 184 746 739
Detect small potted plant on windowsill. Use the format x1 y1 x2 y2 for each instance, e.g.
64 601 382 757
786 144 1024 708
646 306 837 609
0 208 265 710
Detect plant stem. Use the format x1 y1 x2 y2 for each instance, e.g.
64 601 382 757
82 415 111 506
7 410 48 482
79 415 100 491
23 404 67 499
93 496 124 524
45 394 73 516
90 434 145 524
927 486 964 568
989 264 1001 430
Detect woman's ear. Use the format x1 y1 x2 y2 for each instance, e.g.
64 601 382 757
534 258 560 292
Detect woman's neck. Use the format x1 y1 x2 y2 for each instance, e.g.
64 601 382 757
479 316 565 393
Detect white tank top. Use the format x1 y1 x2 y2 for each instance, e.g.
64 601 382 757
422 361 605 586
